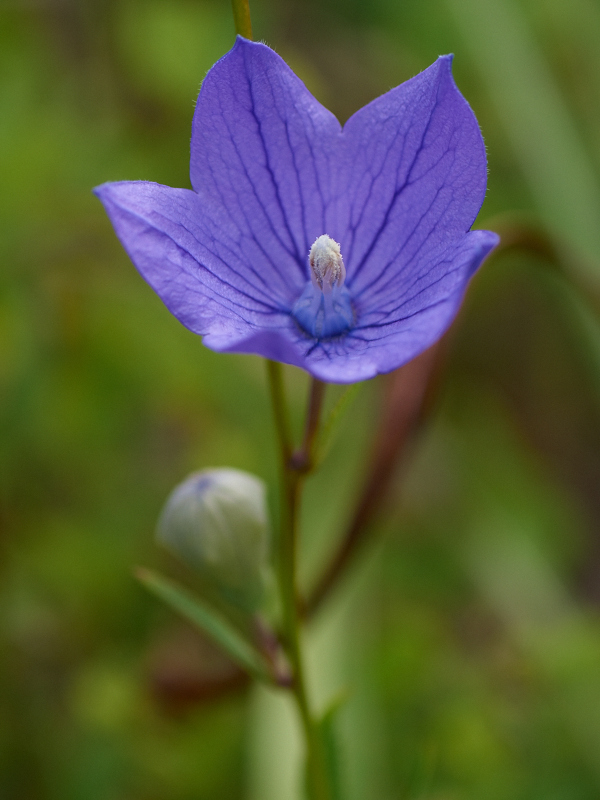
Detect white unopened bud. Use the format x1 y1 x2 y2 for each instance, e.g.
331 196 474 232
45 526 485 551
157 468 270 612
309 235 346 291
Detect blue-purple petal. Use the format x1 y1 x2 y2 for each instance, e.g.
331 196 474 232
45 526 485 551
190 37 341 288
93 180 291 342
282 230 499 383
335 56 489 297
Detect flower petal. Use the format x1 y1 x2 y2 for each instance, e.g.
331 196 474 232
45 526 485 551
336 56 489 299
94 180 293 344
330 229 500 381
190 37 341 288
222 230 498 384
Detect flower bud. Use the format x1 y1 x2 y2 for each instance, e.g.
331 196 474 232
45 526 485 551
157 468 270 612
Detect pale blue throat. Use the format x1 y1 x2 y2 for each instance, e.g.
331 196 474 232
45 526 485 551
292 235 354 339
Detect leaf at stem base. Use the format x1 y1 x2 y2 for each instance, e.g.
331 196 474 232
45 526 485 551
135 566 272 683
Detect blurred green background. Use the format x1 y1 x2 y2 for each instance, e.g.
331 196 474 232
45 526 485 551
3 0 600 797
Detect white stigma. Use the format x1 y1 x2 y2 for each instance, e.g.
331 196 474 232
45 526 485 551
309 235 346 292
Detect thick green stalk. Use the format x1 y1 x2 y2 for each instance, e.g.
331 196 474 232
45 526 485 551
266 361 332 800
231 0 253 39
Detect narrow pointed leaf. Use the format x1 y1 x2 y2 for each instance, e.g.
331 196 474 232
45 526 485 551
305 693 348 800
135 567 271 682
316 707 343 800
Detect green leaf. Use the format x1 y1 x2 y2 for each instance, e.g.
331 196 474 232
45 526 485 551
135 566 272 682
305 693 349 800
317 710 343 800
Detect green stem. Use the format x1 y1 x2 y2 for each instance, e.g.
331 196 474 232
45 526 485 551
231 0 253 39
266 362 332 800
266 360 292 461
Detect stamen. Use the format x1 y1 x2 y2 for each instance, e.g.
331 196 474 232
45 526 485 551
292 235 354 339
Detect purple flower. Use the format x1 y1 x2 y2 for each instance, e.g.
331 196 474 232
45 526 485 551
95 37 498 384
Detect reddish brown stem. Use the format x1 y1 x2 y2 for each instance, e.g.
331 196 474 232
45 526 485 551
290 378 327 473
305 343 442 616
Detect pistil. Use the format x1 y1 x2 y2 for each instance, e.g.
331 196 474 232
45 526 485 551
292 235 354 339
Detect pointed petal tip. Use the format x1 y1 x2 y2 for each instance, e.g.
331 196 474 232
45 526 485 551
92 181 118 207
466 228 501 258
478 229 501 251
92 181 126 212
232 33 248 49
435 54 455 81
231 34 269 57
426 54 454 78
466 229 501 277
231 35 281 62
204 35 256 78
92 180 125 200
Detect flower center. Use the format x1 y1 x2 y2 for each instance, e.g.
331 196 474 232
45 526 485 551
292 235 354 338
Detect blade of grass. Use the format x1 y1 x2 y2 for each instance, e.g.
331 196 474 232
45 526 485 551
446 0 600 271
135 567 272 683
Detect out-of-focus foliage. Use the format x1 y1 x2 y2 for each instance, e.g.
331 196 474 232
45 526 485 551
2 0 600 798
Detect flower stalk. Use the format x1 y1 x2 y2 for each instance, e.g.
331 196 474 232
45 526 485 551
305 344 442 616
231 0 253 39
267 360 333 800
291 378 326 473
